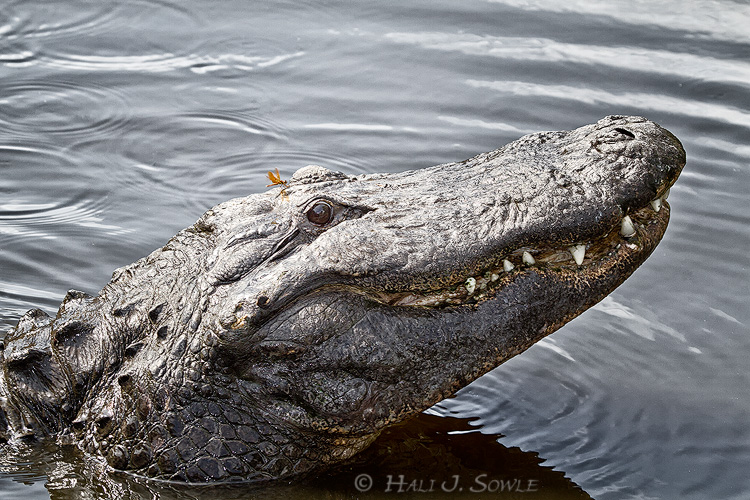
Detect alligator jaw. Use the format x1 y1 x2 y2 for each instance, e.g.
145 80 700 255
381 193 672 308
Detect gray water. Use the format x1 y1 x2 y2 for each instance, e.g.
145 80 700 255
1 0 748 498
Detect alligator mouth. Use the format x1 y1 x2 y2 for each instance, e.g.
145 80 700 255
373 191 672 308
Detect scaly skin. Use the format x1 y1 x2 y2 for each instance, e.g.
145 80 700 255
0 116 685 483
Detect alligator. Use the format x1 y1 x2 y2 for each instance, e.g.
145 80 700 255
0 116 685 483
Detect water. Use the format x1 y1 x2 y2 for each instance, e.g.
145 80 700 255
1 0 748 498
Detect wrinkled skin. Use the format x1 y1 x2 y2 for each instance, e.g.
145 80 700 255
0 116 685 483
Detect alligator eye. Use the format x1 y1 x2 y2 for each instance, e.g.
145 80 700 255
306 201 333 226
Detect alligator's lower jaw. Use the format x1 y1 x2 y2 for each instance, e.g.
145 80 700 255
380 198 671 309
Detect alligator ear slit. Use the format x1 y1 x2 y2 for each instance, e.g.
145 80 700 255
267 228 301 262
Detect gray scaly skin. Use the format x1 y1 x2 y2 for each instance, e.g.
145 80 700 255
0 116 685 483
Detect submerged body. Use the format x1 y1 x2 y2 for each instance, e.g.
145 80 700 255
0 116 685 482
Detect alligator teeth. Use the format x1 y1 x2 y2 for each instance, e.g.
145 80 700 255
651 188 670 212
503 259 514 272
522 251 535 265
465 277 476 294
568 244 586 265
620 216 636 238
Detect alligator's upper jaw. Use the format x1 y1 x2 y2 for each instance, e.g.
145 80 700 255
365 115 684 305
380 192 674 309
220 115 685 322
379 128 682 314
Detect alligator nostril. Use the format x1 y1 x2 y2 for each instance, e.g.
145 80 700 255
257 296 270 308
614 127 635 139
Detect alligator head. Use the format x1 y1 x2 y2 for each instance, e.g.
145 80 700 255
0 116 685 482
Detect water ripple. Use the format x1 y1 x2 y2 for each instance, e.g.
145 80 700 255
0 0 198 40
0 80 132 138
66 112 288 213
437 116 532 134
1 142 75 193
0 200 130 238
486 0 750 44
0 281 63 330
0 44 35 66
436 282 750 499
36 50 306 75
384 32 750 89
0 143 121 243
0 0 115 39
0 0 207 76
465 80 750 130
255 148 378 177
302 122 419 133
1 2 306 75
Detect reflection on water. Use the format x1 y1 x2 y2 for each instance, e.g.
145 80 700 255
1 0 748 499
0 414 590 500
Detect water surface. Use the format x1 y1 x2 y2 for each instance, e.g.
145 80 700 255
1 0 749 498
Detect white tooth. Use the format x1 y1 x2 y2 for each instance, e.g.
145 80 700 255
503 259 514 272
522 251 535 265
650 198 662 212
620 216 636 238
568 244 586 265
465 277 476 294
491 273 499 282
662 188 670 200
